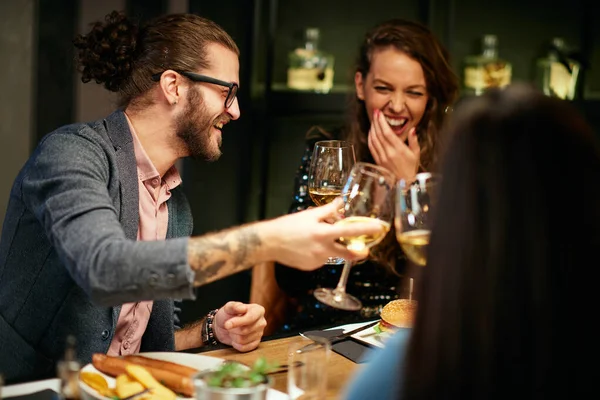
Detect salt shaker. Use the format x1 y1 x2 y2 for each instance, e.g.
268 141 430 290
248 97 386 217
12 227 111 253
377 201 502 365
56 335 81 400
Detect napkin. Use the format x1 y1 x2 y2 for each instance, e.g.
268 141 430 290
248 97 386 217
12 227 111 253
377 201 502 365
301 328 375 364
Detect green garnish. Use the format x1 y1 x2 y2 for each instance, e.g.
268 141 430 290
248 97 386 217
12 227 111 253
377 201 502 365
373 323 382 334
205 357 278 388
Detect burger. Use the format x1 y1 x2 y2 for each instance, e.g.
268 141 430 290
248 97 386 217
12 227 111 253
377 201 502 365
377 299 417 332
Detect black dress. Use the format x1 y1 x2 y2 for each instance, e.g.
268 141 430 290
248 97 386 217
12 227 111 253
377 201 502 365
274 127 408 334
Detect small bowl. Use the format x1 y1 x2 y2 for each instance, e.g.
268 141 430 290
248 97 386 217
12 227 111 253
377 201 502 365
193 370 272 400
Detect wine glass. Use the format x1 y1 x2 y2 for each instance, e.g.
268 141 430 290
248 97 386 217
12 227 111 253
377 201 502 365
395 172 440 267
308 140 356 265
313 162 395 310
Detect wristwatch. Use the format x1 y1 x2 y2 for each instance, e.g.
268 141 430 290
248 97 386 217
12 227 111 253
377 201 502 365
201 308 219 346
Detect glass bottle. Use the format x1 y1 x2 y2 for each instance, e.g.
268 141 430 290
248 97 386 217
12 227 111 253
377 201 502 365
535 37 580 100
287 27 334 93
57 335 81 400
463 34 512 96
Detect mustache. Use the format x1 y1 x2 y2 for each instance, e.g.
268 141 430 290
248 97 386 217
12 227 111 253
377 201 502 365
214 115 231 126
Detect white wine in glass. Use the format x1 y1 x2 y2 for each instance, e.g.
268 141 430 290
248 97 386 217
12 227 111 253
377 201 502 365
335 216 390 252
395 172 439 267
309 188 344 206
396 229 430 266
308 140 355 205
308 140 355 265
313 162 395 311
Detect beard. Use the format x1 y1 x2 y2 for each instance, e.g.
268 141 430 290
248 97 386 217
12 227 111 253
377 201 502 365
175 86 227 161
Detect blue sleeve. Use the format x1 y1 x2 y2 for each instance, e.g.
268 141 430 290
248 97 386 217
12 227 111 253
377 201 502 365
342 329 411 400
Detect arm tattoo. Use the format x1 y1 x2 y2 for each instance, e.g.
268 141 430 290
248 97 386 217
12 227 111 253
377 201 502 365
194 261 226 284
188 224 263 286
233 227 263 266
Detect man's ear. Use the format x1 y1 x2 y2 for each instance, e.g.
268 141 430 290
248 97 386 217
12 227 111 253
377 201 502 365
157 70 181 105
354 71 365 101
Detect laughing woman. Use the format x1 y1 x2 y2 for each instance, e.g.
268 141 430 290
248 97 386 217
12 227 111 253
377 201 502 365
272 18 459 333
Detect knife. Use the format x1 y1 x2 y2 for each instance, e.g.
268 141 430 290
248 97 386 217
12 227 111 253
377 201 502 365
298 320 379 352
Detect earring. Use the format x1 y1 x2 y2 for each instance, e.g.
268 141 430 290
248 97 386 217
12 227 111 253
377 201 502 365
172 100 178 106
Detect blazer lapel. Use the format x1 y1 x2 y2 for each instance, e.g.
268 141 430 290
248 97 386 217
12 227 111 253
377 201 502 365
112 304 122 332
103 110 139 241
98 111 137 337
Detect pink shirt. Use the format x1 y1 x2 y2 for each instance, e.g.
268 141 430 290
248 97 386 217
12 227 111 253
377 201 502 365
107 116 182 356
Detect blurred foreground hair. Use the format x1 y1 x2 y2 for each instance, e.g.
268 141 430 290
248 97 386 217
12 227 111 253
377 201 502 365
401 83 600 400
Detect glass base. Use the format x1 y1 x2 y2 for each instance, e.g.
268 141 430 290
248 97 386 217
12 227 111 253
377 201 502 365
324 257 345 265
313 288 362 311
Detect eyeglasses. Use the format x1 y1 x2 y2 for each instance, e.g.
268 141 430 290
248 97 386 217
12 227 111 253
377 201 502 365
151 70 238 109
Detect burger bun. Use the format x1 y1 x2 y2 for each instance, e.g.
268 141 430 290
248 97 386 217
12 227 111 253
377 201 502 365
379 299 417 331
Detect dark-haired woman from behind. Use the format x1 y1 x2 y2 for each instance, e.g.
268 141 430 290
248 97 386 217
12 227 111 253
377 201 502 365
342 83 600 399
270 18 459 333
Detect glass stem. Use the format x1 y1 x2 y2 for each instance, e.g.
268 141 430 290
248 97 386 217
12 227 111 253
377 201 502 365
332 261 353 302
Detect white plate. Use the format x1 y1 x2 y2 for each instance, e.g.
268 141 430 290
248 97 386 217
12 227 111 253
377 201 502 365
79 352 223 400
324 320 393 348
78 352 288 400
351 325 394 348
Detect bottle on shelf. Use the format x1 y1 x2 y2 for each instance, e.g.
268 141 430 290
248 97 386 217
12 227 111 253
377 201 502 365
463 34 512 96
535 37 581 100
287 27 334 93
57 335 81 400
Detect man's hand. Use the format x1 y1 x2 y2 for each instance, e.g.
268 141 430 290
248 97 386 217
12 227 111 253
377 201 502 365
262 198 388 270
213 302 266 352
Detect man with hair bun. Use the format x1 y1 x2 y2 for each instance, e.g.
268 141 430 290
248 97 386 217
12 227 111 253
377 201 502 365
0 10 382 383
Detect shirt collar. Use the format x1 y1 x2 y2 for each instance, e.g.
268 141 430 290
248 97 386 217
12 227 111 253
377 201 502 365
125 113 182 190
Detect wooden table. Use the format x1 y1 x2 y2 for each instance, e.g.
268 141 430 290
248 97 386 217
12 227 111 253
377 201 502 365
201 335 360 399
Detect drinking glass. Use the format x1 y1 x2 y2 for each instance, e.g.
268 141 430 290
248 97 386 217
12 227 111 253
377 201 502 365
395 172 440 267
308 140 356 265
313 162 395 310
288 338 330 400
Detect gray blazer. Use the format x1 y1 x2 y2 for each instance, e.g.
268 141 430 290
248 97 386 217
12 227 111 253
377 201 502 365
0 111 196 384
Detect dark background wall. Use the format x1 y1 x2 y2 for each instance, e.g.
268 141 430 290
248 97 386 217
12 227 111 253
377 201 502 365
0 1 35 232
5 0 598 327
